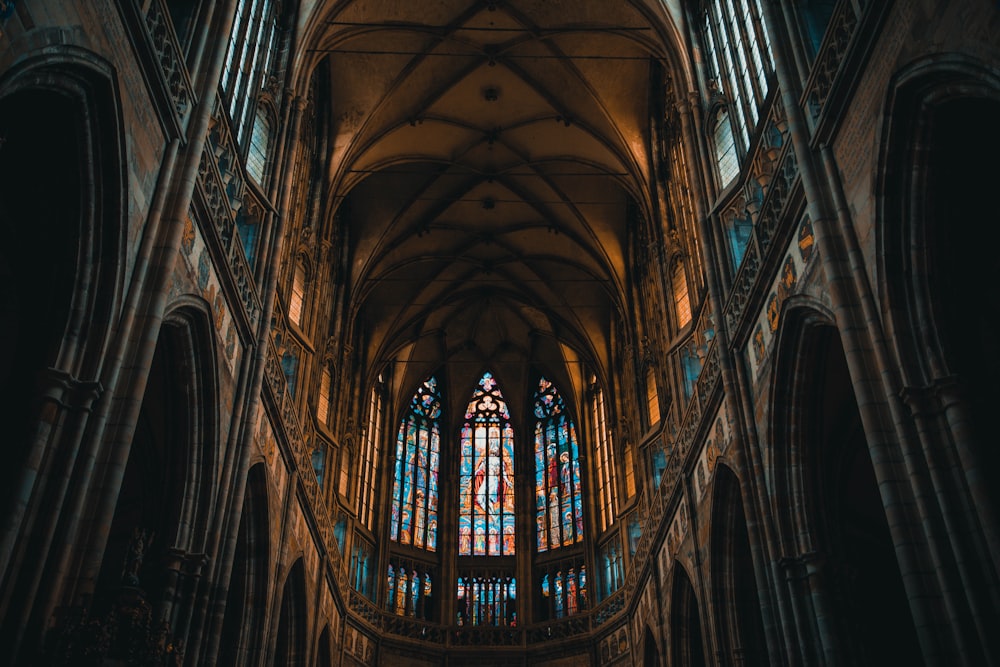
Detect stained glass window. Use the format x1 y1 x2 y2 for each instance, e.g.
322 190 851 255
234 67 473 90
386 561 433 619
351 540 374 600
459 372 515 556
540 566 587 619
457 575 516 626
533 377 584 552
389 377 441 551
598 537 623 602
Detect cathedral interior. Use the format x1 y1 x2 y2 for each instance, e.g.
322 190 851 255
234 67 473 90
1 0 999 665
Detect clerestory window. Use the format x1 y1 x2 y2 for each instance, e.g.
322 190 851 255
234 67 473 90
222 0 279 144
590 382 618 532
389 377 441 551
533 377 584 552
700 0 774 183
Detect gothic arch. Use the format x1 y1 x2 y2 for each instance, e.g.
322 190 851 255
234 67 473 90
161 303 224 558
770 310 923 665
767 299 837 557
93 302 220 638
876 54 1000 663
0 46 126 382
877 53 1000 564
709 463 770 667
642 623 660 667
668 562 706 667
315 624 333 667
161 300 223 554
218 462 272 666
0 48 127 610
271 558 309 667
878 53 1000 387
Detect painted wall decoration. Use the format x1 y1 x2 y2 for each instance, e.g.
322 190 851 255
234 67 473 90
747 215 816 376
179 214 242 374
599 626 630 665
345 625 375 665
254 403 286 500
693 401 733 501
658 497 689 584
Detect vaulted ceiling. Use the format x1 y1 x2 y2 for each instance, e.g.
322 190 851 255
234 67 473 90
296 0 689 415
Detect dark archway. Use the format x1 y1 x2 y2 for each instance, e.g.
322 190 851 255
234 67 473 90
642 624 660 666
87 307 217 662
878 58 1000 661
93 326 188 614
925 97 1000 528
710 465 770 667
806 328 923 666
316 625 333 667
272 559 308 667
0 53 126 663
0 89 80 498
218 463 271 666
670 565 705 667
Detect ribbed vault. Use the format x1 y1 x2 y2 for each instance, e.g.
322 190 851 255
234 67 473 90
296 0 688 413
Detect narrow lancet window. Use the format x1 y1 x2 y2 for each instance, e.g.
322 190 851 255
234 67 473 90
390 377 441 551
459 372 515 556
533 377 584 552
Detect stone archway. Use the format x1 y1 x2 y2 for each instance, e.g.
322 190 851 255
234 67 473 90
669 564 705 667
272 559 308 667
710 465 770 667
218 463 272 666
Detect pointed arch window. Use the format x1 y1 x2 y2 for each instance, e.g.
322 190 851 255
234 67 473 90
222 0 280 143
673 262 692 328
590 383 618 532
288 259 306 327
357 382 384 530
236 205 260 266
711 105 740 187
533 377 584 552
351 539 374 600
281 350 298 397
459 372 515 556
311 445 326 485
338 445 352 498
701 0 774 165
316 364 332 426
645 368 660 427
598 536 624 601
246 105 272 183
390 377 441 551
623 442 637 499
725 209 753 270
